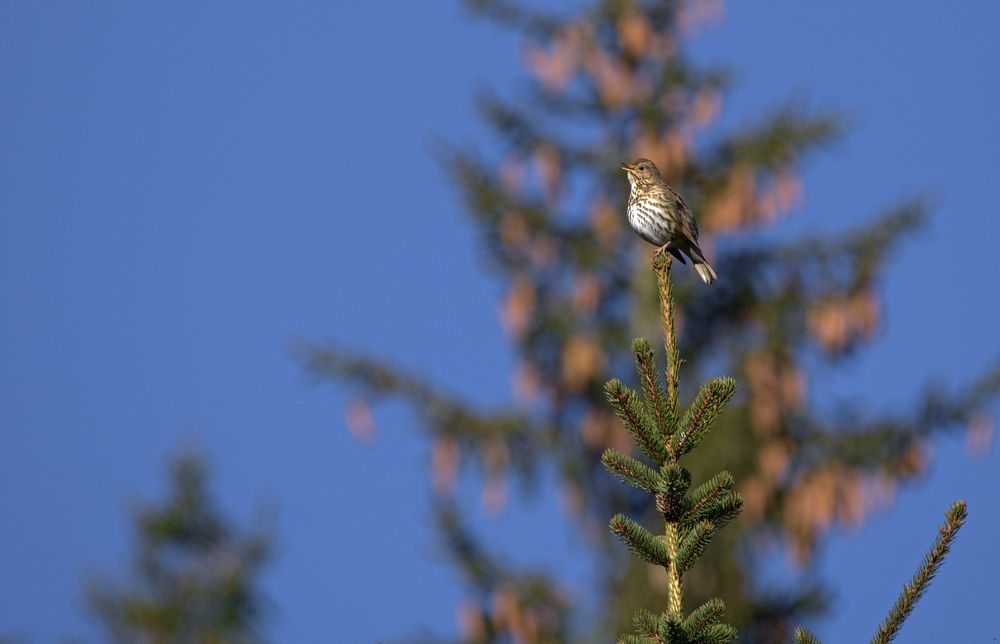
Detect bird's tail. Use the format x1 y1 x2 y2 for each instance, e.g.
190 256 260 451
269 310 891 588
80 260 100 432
693 261 717 285
685 241 717 285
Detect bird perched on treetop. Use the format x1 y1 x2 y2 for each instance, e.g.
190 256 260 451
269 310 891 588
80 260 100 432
621 158 717 285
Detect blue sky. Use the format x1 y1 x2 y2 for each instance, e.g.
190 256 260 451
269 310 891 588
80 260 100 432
1 3 998 642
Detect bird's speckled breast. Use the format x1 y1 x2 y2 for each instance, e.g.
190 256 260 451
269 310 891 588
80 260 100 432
627 188 677 247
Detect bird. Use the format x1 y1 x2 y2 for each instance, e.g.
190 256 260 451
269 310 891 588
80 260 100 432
621 158 717 285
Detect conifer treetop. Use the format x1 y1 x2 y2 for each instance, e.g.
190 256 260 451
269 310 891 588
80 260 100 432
604 255 740 643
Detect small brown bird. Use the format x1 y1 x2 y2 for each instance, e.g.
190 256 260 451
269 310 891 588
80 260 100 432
621 158 717 285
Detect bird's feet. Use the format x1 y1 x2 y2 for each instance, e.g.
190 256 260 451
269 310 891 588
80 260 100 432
654 244 669 256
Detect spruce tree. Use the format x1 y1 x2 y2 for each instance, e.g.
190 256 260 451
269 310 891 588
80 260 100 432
604 254 741 643
607 256 968 643
87 452 271 644
301 1 1000 639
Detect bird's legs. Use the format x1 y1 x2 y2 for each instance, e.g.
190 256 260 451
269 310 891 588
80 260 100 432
654 244 670 255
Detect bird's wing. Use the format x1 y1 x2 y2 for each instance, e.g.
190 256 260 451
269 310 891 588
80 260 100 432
664 186 700 244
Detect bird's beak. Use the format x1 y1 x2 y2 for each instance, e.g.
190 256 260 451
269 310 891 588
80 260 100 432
620 162 635 174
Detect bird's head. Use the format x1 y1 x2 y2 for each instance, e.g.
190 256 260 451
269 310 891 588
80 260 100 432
620 158 660 187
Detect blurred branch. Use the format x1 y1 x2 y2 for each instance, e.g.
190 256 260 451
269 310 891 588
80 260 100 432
434 502 571 642
298 342 541 443
710 102 845 170
684 199 927 358
800 357 1000 469
463 0 562 38
295 341 548 485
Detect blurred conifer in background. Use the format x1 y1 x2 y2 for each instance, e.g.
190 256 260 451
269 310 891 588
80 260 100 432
301 1 1000 641
88 453 270 644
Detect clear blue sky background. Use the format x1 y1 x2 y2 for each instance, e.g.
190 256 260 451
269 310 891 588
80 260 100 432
1 3 997 643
